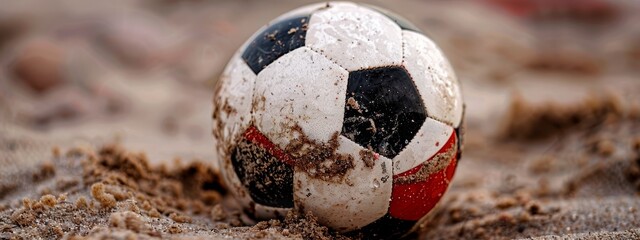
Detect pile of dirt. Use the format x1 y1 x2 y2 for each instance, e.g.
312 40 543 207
0 143 349 239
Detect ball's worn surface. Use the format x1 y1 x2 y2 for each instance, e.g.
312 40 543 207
212 2 464 238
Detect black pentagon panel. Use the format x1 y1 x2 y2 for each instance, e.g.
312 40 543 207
361 4 421 33
342 67 426 158
242 15 310 74
347 214 417 240
231 139 294 208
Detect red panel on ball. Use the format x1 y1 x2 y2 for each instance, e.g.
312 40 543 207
243 126 295 165
389 132 457 221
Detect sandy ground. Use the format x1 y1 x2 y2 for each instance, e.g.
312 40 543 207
1 0 640 239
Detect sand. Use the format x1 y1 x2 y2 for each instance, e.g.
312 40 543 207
1 0 640 239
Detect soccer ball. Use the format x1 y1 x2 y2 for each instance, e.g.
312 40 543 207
212 2 464 239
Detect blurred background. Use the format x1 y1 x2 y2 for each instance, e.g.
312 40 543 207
1 0 638 164
1 0 640 238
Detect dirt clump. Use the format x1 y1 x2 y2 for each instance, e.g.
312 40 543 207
91 183 117 208
39 194 57 207
346 97 361 112
109 211 152 234
359 148 377 168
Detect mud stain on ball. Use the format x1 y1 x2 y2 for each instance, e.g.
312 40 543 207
284 124 355 182
394 140 457 185
359 148 377 169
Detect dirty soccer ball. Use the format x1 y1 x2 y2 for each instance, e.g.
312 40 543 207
212 2 464 239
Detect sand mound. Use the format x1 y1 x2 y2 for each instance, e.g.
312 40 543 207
0 143 354 239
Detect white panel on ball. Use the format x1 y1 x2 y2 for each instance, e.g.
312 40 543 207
252 47 349 150
214 56 256 150
294 136 392 232
214 56 257 209
392 117 454 174
306 3 403 71
402 30 463 127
